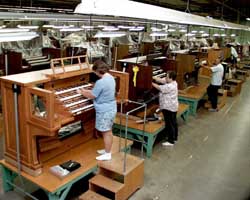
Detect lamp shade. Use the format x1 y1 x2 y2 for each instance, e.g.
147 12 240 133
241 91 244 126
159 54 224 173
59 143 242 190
74 0 249 30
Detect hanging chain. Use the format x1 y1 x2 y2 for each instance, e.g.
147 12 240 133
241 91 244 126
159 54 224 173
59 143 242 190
185 0 191 13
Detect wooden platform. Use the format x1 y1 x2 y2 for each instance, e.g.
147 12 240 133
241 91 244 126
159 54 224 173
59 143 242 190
204 89 227 110
113 103 189 158
224 79 243 97
0 136 133 200
178 81 209 116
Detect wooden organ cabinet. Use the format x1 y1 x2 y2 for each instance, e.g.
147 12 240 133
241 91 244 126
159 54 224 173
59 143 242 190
0 55 129 176
198 48 224 77
117 55 169 102
168 53 196 89
0 48 61 75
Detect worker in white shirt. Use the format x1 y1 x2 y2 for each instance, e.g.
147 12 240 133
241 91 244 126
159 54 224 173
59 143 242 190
203 58 224 112
230 44 238 67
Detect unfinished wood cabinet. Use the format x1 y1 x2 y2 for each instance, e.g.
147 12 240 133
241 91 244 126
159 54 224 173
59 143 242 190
0 55 129 176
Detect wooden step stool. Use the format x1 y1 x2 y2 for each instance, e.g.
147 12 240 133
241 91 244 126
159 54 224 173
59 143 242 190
224 79 243 97
79 152 144 200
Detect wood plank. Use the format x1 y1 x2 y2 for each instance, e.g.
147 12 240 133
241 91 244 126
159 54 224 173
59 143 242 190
115 103 189 134
178 82 209 100
98 152 144 176
115 113 164 133
0 136 132 193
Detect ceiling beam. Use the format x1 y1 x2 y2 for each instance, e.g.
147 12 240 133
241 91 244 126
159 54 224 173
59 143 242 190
212 0 248 18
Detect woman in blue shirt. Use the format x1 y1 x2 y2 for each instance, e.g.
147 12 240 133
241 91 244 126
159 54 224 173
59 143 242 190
77 60 117 161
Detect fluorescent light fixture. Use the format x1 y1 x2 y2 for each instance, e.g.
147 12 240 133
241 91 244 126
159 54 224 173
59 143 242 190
97 25 106 28
94 31 126 38
118 25 135 29
129 27 144 31
221 34 226 37
246 18 250 21
185 33 194 36
202 33 209 37
0 25 6 29
103 26 119 31
0 32 39 42
53 25 74 29
191 30 197 33
213 33 220 37
75 0 249 30
150 32 168 37
199 30 205 33
60 28 83 32
179 29 187 33
42 25 55 28
231 34 236 37
81 25 94 29
168 29 176 32
151 27 162 32
0 28 30 33
17 25 39 29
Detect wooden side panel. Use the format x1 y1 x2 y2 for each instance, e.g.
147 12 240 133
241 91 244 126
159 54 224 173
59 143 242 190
110 70 129 101
1 81 35 168
176 54 196 74
207 49 223 66
126 63 152 101
38 119 95 163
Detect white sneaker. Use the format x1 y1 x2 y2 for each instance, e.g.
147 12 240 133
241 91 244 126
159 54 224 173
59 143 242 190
97 149 106 155
96 153 112 161
162 142 174 146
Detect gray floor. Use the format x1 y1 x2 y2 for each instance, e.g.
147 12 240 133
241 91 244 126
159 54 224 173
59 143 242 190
1 80 250 200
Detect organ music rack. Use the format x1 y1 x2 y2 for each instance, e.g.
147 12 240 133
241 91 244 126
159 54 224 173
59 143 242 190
0 55 129 176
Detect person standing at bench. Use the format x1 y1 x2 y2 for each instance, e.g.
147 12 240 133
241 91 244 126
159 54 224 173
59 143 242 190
152 71 179 146
77 60 117 161
203 58 224 112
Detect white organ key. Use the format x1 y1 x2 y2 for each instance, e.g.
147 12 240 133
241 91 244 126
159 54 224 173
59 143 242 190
153 72 166 78
65 99 90 108
71 104 94 114
59 93 82 102
152 69 163 75
55 83 92 95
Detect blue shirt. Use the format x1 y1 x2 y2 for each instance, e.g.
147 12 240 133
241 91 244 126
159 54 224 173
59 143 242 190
92 73 117 113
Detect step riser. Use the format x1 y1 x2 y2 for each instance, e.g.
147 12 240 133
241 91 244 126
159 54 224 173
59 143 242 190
87 153 144 200
79 190 111 200
99 168 124 184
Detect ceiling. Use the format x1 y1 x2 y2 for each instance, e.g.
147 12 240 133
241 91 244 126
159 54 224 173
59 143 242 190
0 0 249 23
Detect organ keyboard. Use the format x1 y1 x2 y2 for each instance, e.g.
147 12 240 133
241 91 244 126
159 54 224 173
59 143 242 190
152 66 166 79
55 83 94 116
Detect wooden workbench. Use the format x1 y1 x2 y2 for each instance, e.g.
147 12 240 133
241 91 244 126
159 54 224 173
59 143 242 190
0 136 133 200
178 79 209 116
113 103 189 158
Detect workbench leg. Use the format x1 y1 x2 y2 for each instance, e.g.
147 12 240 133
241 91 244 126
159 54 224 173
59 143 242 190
146 135 155 158
181 110 189 122
0 164 16 192
47 183 72 200
47 193 60 200
189 101 198 116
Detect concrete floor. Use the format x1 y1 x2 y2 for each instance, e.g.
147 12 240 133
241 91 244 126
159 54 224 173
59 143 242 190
1 80 250 200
